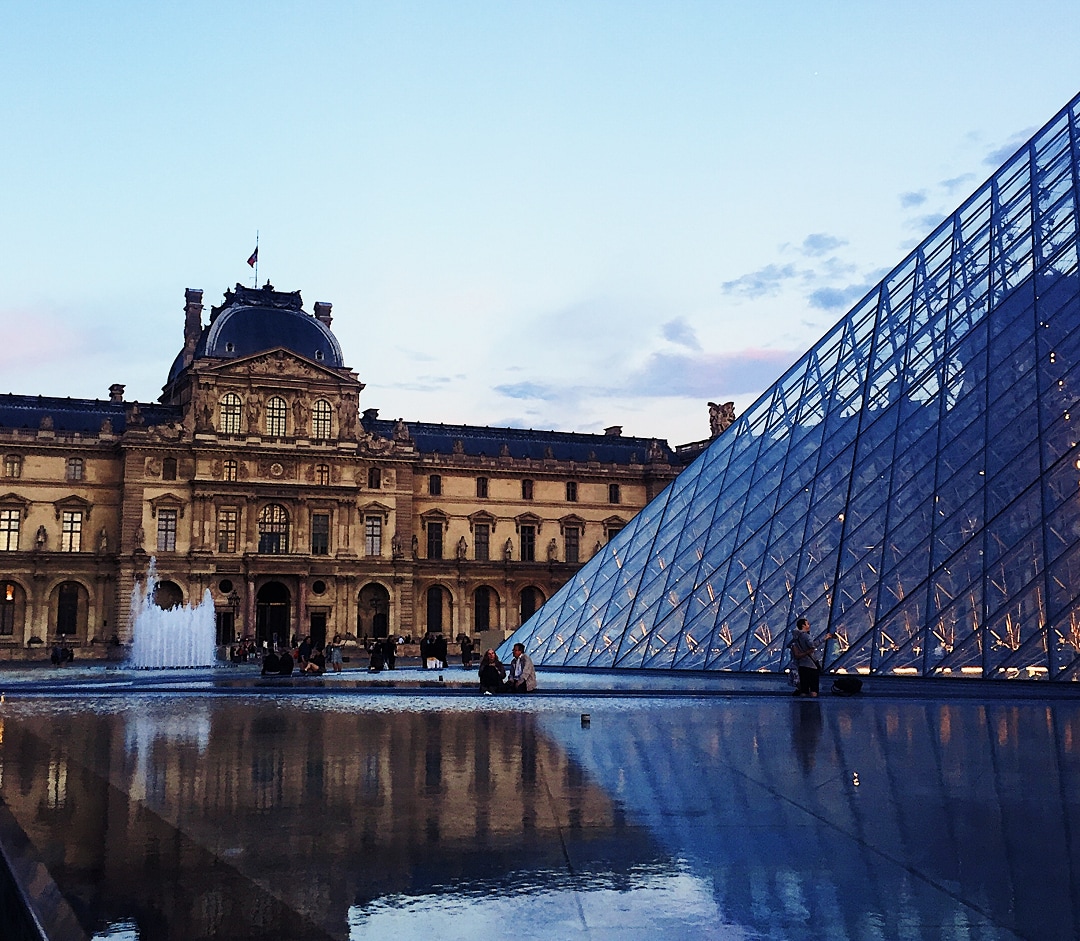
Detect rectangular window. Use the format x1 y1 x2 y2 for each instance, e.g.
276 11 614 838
474 523 489 561
429 474 442 496
564 526 580 564
266 397 287 437
368 467 381 489
365 516 382 556
522 479 533 500
0 509 19 551
61 511 82 552
311 512 330 555
3 455 21 478
476 477 488 498
156 509 177 552
427 521 443 560
223 460 238 482
608 483 621 504
607 525 623 542
162 457 177 481
565 481 578 502
520 524 535 562
66 458 84 481
217 509 238 553
312 400 332 439
315 464 330 486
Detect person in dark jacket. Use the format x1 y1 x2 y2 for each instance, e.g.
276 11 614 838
478 648 506 694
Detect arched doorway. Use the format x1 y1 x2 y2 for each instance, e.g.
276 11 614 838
358 583 391 639
153 581 184 610
519 586 545 627
1 581 24 641
474 585 499 634
256 581 290 649
426 585 453 636
54 581 87 642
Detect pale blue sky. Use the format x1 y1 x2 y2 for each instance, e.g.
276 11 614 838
3 1 1079 445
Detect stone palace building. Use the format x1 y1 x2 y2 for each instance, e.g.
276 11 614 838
0 283 680 657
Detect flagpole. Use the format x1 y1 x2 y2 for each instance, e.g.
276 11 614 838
254 231 259 287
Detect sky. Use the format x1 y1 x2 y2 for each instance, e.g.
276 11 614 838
3 1 1080 448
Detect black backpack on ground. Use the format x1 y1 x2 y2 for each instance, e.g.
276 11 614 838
831 676 863 696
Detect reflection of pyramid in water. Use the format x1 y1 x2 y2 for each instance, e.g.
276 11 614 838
510 92 1080 680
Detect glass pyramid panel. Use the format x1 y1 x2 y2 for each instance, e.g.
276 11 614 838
505 92 1080 680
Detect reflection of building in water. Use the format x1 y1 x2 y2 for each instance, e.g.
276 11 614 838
0 702 664 939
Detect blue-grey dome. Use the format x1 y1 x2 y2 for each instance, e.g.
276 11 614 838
167 284 344 384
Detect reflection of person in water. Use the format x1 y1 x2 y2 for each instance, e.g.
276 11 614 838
792 698 823 774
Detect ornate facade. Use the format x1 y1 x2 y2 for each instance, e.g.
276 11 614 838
0 283 676 656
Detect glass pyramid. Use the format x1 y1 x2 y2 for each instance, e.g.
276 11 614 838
508 92 1080 681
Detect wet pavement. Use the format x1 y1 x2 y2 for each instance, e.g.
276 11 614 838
0 667 1076 939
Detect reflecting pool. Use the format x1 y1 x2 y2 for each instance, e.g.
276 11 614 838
0 692 1078 940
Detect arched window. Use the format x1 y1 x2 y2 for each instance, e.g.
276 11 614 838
312 399 332 439
220 393 243 434
266 397 287 437
258 504 290 554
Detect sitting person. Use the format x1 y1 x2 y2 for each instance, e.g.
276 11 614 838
260 649 281 675
277 648 294 676
506 643 537 693
478 648 506 694
302 647 326 674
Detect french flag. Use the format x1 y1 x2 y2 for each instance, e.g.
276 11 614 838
247 247 258 267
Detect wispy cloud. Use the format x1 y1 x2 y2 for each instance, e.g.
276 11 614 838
661 317 702 351
983 130 1032 167
940 172 976 192
493 381 558 401
800 233 846 256
625 348 798 399
721 263 802 298
900 190 927 208
808 283 873 311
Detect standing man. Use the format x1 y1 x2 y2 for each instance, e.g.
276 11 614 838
789 617 822 697
507 643 537 693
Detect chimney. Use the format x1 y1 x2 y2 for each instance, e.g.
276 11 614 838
108 383 125 403
182 289 204 368
314 301 333 326
604 425 623 437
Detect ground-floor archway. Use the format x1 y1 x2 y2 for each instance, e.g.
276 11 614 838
358 583 391 639
255 581 291 649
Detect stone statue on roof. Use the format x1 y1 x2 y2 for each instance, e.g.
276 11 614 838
708 401 736 437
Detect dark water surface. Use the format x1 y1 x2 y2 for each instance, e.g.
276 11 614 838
0 693 1077 940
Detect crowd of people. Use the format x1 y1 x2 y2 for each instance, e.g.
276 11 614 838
247 632 539 694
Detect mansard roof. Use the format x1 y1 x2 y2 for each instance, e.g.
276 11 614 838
167 283 344 384
361 416 672 466
0 394 179 435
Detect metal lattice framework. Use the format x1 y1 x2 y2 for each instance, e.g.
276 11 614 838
507 92 1080 680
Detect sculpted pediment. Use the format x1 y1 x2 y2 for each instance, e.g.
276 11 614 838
203 348 359 384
